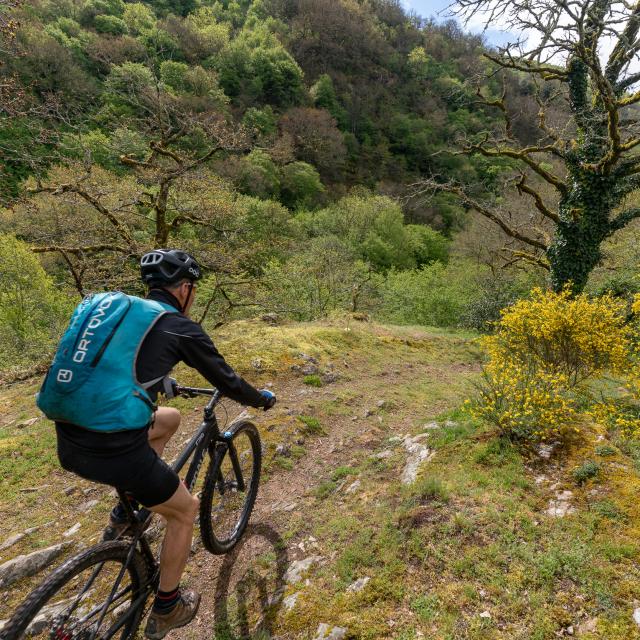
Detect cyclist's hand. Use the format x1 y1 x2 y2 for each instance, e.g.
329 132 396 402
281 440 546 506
260 389 276 411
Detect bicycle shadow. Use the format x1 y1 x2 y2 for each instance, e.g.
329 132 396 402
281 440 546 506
212 523 289 639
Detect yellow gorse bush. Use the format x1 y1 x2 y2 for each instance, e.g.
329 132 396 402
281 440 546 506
475 287 632 442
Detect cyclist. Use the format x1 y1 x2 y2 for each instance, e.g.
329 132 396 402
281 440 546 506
54 249 276 640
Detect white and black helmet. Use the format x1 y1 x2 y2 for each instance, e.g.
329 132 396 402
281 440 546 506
140 249 202 286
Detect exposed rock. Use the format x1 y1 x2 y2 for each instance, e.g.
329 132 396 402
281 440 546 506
376 400 386 409
301 364 319 376
284 555 322 584
345 480 361 494
63 485 77 496
321 371 339 384
276 444 291 457
16 417 38 429
546 490 575 518
577 617 598 633
363 408 374 418
0 533 25 552
537 442 559 459
634 608 640 627
347 576 370 593
313 623 347 640
299 354 319 364
423 421 440 430
251 357 264 371
261 312 280 325
0 542 72 588
479 611 491 619
373 450 392 460
63 523 81 538
444 420 458 428
402 434 433 485
283 592 300 611
79 499 99 512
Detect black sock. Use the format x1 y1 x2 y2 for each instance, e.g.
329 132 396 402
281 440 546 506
111 494 140 522
153 586 181 613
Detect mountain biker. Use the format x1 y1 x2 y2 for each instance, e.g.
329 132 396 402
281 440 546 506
53 249 276 640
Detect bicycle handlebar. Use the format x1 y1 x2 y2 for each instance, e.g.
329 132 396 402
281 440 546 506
174 384 217 398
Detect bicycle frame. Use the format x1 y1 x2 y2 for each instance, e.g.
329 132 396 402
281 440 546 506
76 386 250 640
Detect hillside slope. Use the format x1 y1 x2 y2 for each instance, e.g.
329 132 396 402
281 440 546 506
1 319 640 639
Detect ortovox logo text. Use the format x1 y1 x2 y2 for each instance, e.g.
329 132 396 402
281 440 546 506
57 369 73 383
72 297 114 363
189 267 199 277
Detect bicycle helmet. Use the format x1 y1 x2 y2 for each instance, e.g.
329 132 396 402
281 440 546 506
140 249 202 286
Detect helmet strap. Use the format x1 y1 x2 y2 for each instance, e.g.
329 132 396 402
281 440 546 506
182 282 194 314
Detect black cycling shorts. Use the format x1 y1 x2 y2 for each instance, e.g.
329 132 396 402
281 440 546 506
55 422 180 508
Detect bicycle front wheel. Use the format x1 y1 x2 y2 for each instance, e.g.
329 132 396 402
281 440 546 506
0 541 149 640
199 420 261 554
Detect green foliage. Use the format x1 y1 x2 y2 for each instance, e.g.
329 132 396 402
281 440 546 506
242 106 277 138
215 29 304 107
280 162 324 210
310 74 347 128
236 150 280 199
122 3 155 34
259 237 379 320
299 194 447 272
93 14 127 35
379 261 482 327
0 235 71 369
573 460 601 485
303 374 322 387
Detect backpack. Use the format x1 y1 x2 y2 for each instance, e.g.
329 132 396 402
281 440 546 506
37 292 177 432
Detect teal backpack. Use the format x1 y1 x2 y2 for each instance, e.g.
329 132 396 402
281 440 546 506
37 292 177 432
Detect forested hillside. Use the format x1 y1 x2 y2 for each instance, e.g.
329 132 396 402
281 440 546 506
0 0 539 372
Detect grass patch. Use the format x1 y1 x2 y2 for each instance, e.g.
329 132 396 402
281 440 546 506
473 436 518 466
314 480 337 499
406 475 450 504
330 466 355 481
410 593 440 622
297 415 324 435
303 374 323 387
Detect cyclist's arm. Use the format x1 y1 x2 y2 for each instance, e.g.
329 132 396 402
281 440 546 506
174 321 266 409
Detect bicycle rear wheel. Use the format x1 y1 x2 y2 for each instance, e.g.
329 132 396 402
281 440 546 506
199 420 261 554
0 541 149 640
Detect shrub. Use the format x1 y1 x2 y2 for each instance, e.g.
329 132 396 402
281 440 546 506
94 14 127 35
379 260 483 327
573 460 601 485
0 235 72 371
473 288 630 442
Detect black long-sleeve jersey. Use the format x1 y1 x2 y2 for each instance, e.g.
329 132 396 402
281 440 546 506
137 288 266 409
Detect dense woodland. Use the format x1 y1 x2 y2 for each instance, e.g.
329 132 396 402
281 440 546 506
1 0 638 373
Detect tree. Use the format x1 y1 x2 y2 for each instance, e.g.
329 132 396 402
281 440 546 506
0 233 70 368
419 0 640 293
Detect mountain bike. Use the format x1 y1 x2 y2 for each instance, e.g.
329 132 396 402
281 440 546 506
0 383 262 640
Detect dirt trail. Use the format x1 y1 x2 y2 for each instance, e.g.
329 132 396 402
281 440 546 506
174 349 478 639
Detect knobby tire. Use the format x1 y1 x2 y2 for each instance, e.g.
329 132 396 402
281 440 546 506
0 541 148 640
199 420 261 554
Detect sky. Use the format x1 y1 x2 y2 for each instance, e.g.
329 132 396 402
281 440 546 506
401 0 516 47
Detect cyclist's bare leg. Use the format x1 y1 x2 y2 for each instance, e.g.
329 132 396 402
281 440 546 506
148 407 181 457
149 481 199 590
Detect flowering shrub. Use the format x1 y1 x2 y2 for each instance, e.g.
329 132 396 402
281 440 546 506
474 288 631 442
